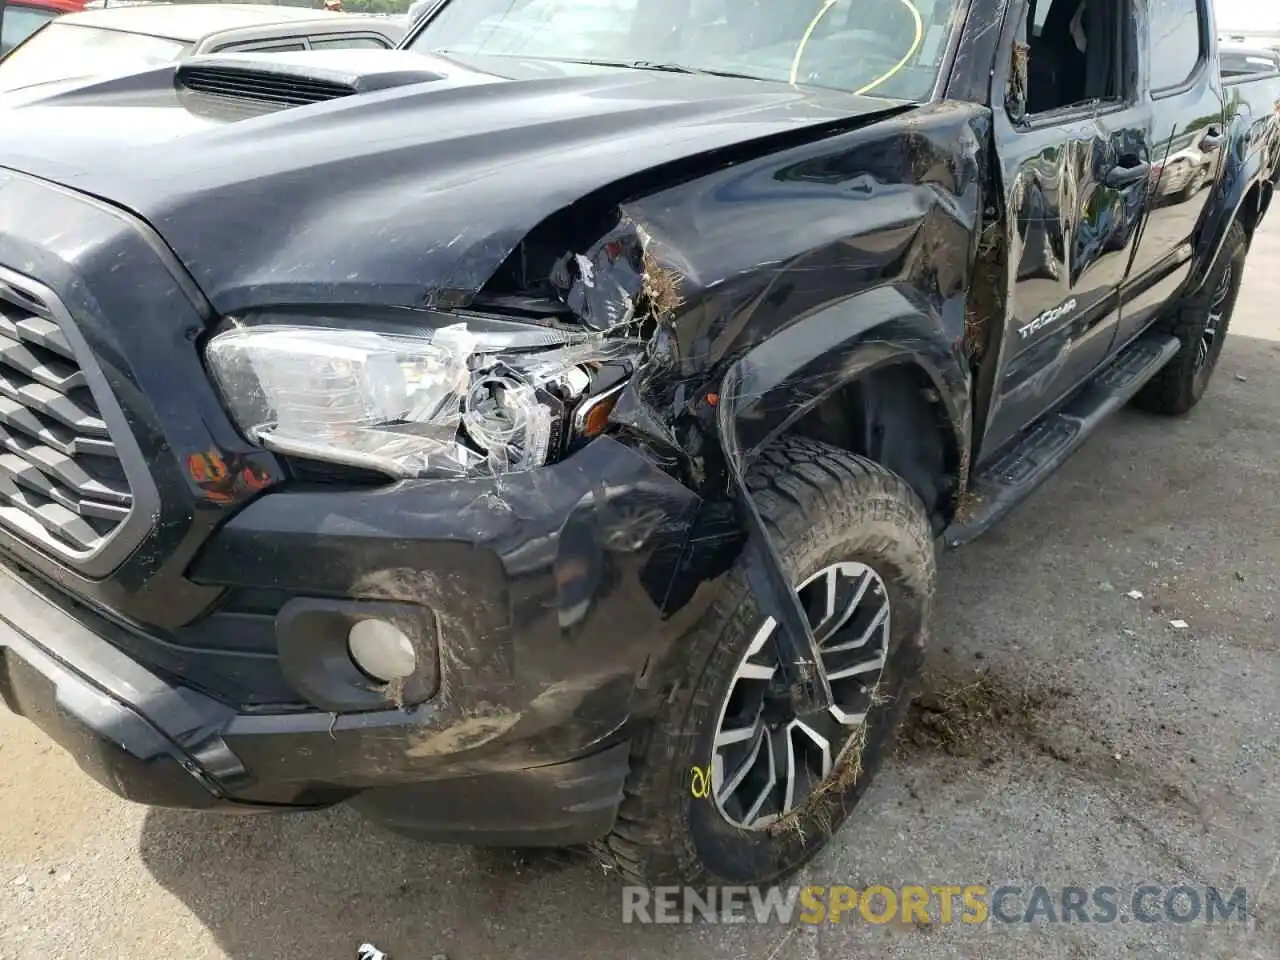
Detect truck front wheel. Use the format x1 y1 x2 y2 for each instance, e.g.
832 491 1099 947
1135 220 1247 416
596 437 935 887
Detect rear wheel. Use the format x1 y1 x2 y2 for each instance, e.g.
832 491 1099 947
1173 165 1208 204
595 437 935 886
1135 220 1247 416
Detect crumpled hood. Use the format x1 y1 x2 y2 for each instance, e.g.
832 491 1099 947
0 49 908 314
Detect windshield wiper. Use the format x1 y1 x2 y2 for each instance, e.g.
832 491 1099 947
545 58 766 82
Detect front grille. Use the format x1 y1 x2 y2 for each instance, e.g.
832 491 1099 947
0 274 135 563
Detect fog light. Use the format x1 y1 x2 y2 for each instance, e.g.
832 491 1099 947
347 619 417 682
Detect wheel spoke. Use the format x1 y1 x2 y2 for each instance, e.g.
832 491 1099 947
715 722 765 805
815 569 872 644
824 566 839 623
737 662 776 681
745 619 775 658
793 720 833 780
828 703 869 726
799 707 855 757
1212 266 1233 308
715 722 758 748
779 719 833 817
779 724 799 817
740 733 777 826
823 603 888 654
826 654 888 681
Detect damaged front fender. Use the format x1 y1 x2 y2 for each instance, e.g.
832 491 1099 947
712 285 971 713
534 106 987 702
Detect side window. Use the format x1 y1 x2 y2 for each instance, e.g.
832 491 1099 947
246 42 308 52
217 40 309 53
1148 0 1203 91
309 35 390 50
1031 0 1051 37
1021 0 1128 116
1 6 57 57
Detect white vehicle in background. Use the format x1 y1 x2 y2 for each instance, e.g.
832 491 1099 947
1219 43 1280 78
0 2 405 94
1216 0 1280 50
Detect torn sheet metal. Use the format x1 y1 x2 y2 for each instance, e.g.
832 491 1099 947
592 107 983 679
716 363 834 716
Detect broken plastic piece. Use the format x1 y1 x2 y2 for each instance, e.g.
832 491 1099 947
357 944 387 960
462 370 554 473
1169 619 1189 630
501 337 644 388
1126 589 1144 600
550 221 650 330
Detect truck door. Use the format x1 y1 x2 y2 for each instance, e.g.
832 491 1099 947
979 0 1151 458
1114 0 1223 348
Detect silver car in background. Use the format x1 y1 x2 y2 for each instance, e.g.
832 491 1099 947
0 2 406 94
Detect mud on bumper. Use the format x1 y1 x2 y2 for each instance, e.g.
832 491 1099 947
0 559 633 843
0 436 705 845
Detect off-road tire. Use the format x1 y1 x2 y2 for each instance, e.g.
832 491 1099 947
594 436 935 887
1134 220 1247 416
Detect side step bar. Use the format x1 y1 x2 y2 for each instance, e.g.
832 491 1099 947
944 331 1181 547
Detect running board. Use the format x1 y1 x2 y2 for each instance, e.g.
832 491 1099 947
944 332 1181 547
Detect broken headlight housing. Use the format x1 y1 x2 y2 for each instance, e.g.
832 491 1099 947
204 321 639 478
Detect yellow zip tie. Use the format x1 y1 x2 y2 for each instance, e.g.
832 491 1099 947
789 0 926 96
790 0 840 85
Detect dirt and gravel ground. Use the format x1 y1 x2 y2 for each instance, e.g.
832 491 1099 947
3 219 1280 960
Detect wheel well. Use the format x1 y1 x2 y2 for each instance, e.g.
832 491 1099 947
785 364 960 533
1239 180 1272 240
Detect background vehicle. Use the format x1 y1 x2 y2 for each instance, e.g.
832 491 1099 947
0 0 84 57
0 2 404 93
0 0 1278 890
1220 41 1280 77
1151 129 1218 204
1216 0 1280 50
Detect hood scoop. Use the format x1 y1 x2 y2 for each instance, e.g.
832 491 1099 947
175 51 450 107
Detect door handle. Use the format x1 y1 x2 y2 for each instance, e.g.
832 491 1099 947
1200 126 1225 149
1104 161 1151 188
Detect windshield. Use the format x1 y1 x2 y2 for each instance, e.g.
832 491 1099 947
0 22 190 92
406 0 959 100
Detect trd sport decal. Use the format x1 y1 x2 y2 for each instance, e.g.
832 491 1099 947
1018 298 1078 339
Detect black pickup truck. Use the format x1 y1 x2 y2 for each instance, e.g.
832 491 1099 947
0 0 1277 887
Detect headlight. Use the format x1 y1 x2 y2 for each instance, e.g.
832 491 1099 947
204 322 637 478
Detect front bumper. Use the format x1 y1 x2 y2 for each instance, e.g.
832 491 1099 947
0 435 703 843
0 571 629 843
